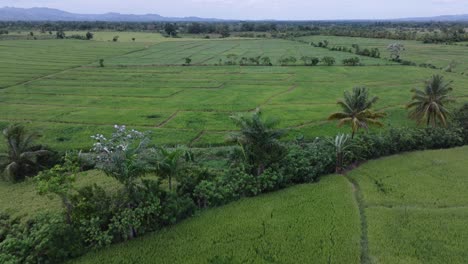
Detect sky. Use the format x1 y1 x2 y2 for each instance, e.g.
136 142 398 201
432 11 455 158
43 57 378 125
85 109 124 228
2 0 468 20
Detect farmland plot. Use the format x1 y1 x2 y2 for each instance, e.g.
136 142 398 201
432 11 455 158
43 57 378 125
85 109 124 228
297 35 468 73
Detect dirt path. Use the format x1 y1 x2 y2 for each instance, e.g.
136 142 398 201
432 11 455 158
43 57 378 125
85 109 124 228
345 176 371 264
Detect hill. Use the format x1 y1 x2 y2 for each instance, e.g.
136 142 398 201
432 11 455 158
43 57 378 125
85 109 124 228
1 7 468 22
0 7 223 22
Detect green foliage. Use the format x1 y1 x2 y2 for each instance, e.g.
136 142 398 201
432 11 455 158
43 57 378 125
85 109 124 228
0 212 83 264
349 127 464 162
35 153 79 223
328 134 353 173
228 109 286 176
453 103 468 144
74 176 361 264
278 140 334 183
321 56 335 66
300 56 320 66
342 57 361 66
387 42 405 61
56 30 65 39
0 124 52 182
91 125 155 191
156 146 191 190
85 32 93 40
278 56 297 66
407 74 455 127
328 87 386 138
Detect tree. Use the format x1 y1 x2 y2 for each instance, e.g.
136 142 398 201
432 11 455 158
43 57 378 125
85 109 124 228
387 43 404 61
217 24 230 38
112 36 119 42
228 109 286 176
99 59 104 67
328 87 386 138
260 56 272 66
156 146 191 190
300 56 320 66
407 74 455 127
328 134 353 174
321 56 335 66
164 23 177 37
132 37 136 42
91 125 154 194
342 57 360 66
36 153 79 224
86 32 94 40
56 30 65 39
184 57 192 65
454 103 468 144
0 124 50 182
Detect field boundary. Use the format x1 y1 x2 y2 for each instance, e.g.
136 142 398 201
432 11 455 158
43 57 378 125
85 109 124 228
345 176 371 264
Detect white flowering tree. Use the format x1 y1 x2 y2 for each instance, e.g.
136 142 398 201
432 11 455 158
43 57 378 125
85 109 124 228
91 125 155 193
387 43 405 61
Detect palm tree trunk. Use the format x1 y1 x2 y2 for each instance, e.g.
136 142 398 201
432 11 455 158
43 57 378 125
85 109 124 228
169 174 172 190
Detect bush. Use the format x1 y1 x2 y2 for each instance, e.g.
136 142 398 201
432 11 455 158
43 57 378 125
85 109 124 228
279 141 334 183
278 56 297 66
321 56 335 66
342 57 361 66
454 103 468 144
0 212 83 264
349 127 464 162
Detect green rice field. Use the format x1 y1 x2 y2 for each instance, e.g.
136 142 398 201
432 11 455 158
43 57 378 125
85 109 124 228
297 35 468 73
0 36 467 151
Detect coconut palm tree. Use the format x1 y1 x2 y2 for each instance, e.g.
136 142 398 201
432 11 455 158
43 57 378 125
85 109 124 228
228 109 286 176
0 124 49 182
328 87 386 138
407 74 455 127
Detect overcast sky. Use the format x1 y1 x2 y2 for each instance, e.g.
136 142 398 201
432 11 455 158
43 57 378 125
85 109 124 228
2 0 468 20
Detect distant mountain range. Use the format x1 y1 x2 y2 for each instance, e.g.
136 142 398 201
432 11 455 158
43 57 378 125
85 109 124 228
1 7 468 22
397 14 468 22
0 7 223 22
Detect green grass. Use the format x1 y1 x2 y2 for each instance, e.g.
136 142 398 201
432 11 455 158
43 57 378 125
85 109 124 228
297 35 468 73
104 38 393 66
73 175 361 264
350 146 468 264
0 37 466 151
1 62 466 150
0 170 121 219
0 39 145 87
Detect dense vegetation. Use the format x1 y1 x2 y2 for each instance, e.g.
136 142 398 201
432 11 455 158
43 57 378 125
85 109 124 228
72 146 468 263
0 21 467 263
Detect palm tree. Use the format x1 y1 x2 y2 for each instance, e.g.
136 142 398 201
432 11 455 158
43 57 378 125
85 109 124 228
328 87 386 138
328 134 353 174
228 109 286 176
407 74 455 127
157 146 191 190
0 124 49 182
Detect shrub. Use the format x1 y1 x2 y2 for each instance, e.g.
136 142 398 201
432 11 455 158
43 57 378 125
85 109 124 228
342 57 361 66
0 212 83 264
454 103 468 144
279 140 334 182
278 56 297 66
321 56 335 66
349 127 464 162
